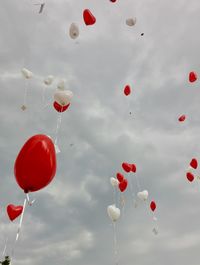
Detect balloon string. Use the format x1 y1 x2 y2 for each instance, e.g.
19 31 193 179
26 193 35 206
120 194 125 219
135 174 141 192
42 85 46 106
113 222 119 265
54 112 62 146
2 237 8 259
22 80 29 108
128 175 137 208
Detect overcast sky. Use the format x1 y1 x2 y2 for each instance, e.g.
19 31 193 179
1 0 200 264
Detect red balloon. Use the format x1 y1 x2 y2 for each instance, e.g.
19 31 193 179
14 134 57 193
116 172 124 182
7 204 23 221
186 172 194 182
110 0 117 2
131 164 137 173
122 162 132 173
83 9 96 26
150 201 156 212
53 101 70 113
124 85 131 96
178 115 186 122
189 71 197 83
119 179 128 192
190 158 198 169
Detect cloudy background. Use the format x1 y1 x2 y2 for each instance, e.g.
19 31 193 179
1 0 200 264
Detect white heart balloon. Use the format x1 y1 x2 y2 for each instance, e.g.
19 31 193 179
54 89 73 106
69 23 79 39
21 68 33 79
110 177 119 187
107 205 120 222
137 190 148 201
44 75 54 85
126 17 137 27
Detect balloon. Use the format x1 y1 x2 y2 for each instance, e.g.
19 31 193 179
116 172 124 182
190 158 198 169
186 172 194 182
54 89 73 106
137 190 148 201
69 23 79 39
131 164 136 173
44 75 54 86
7 204 23 221
122 162 132 173
119 179 128 192
107 205 120 222
150 201 156 212
110 0 117 2
110 177 119 187
189 71 197 83
83 9 96 26
21 68 33 79
57 79 66 90
126 18 137 27
124 85 131 96
14 134 57 193
53 101 70 113
178 115 186 122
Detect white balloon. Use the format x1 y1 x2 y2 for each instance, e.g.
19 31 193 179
137 190 148 201
107 205 120 222
44 75 54 85
57 79 66 90
54 89 73 106
110 177 119 187
126 18 137 27
69 23 79 39
21 68 33 79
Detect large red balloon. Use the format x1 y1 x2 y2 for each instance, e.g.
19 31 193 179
122 162 132 173
119 179 128 192
124 85 131 96
150 201 156 212
189 71 197 83
190 158 198 169
14 135 57 193
53 101 70 113
83 9 96 26
7 204 23 221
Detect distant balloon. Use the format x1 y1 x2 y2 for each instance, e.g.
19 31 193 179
83 9 96 26
131 164 136 173
54 89 73 106
186 172 194 182
122 162 132 173
110 177 119 187
116 172 124 182
178 115 186 122
107 205 120 222
118 178 128 192
110 0 117 2
189 71 197 83
126 18 137 27
53 101 70 113
69 23 79 39
44 75 54 86
7 204 23 221
57 79 66 90
21 68 33 79
190 158 198 169
137 190 148 201
124 85 131 96
150 201 156 212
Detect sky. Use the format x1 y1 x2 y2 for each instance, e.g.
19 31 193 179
1 0 200 264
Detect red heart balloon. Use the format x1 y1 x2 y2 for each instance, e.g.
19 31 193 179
110 0 117 2
178 115 186 122
186 172 194 182
124 85 131 96
116 172 124 182
122 162 132 173
190 158 198 169
131 164 137 173
53 101 70 113
14 134 57 193
189 71 197 83
150 201 156 212
7 204 23 221
119 179 128 192
83 9 96 26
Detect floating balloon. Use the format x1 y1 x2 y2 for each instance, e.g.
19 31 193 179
150 201 156 212
44 75 54 86
21 68 33 79
116 172 124 182
57 79 66 90
14 134 57 193
119 179 128 192
110 0 117 2
110 177 119 187
124 85 131 96
69 23 79 39
7 204 23 221
83 9 96 26
54 89 73 106
137 190 148 201
122 162 132 173
107 205 120 222
131 164 136 173
53 101 70 113
126 18 137 27
190 158 198 169
186 172 194 182
189 71 197 83
178 115 186 122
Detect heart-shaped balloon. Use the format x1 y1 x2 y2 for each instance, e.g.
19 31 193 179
107 204 120 222
178 115 186 122
110 0 117 2
122 162 132 173
53 101 70 113
116 172 124 182
150 201 156 212
110 177 119 187
189 71 197 83
124 85 131 96
190 158 198 169
7 204 23 221
83 9 96 26
186 172 194 182
137 190 148 201
119 179 128 192
131 164 137 173
44 75 54 86
54 89 73 106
